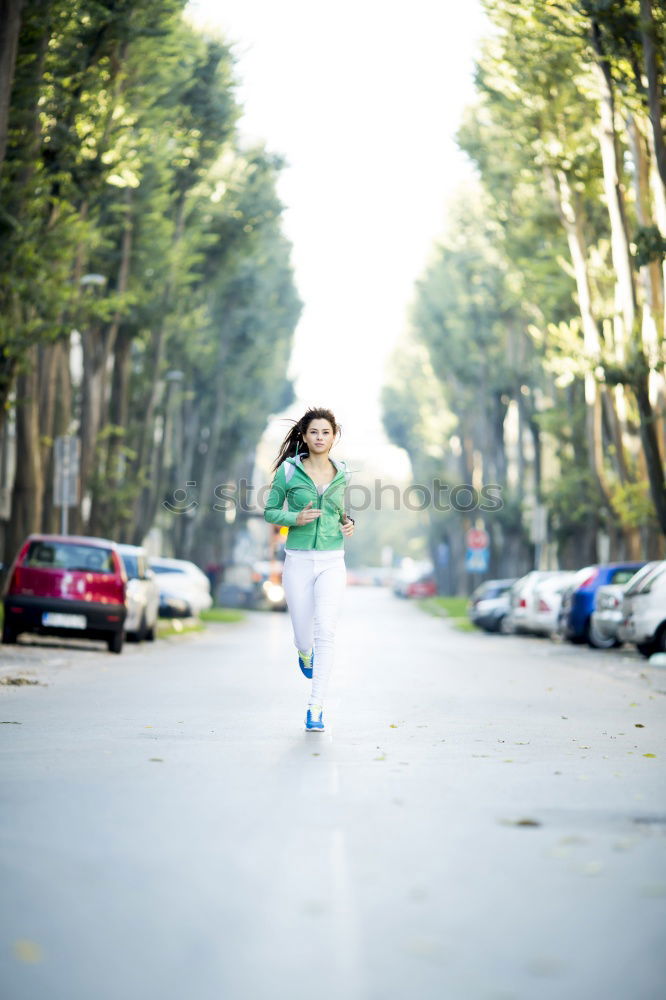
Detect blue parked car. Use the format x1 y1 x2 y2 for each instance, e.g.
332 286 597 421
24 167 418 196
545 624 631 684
558 562 645 647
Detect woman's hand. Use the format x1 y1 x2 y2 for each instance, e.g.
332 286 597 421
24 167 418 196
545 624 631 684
341 515 355 537
296 501 322 526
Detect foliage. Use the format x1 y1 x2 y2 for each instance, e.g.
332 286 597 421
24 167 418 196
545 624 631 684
0 0 300 568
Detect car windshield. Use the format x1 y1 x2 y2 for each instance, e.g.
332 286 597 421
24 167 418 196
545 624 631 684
640 563 666 593
24 541 115 574
150 564 186 575
121 554 139 579
609 567 641 586
624 562 662 595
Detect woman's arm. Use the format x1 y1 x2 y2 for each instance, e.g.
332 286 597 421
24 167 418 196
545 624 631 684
263 465 300 527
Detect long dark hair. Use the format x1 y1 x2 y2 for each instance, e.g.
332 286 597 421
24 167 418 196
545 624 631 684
271 407 341 472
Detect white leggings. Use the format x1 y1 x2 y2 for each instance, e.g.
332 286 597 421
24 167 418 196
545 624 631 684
282 549 347 707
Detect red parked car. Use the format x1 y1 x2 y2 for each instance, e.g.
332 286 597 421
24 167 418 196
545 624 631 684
405 576 438 598
2 534 128 653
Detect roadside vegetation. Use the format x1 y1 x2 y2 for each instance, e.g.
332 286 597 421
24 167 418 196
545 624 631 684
0 0 300 573
383 0 666 587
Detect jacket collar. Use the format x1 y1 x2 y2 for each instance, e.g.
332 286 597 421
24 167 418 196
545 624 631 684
287 453 345 476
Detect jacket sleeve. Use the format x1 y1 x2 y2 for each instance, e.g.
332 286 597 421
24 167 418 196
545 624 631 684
263 464 300 527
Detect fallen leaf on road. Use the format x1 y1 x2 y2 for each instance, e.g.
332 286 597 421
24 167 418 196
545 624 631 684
389 724 398 728
1 721 22 724
643 753 656 758
312 753 320 757
635 723 645 728
149 757 163 762
374 754 386 761
501 818 542 827
0 677 44 686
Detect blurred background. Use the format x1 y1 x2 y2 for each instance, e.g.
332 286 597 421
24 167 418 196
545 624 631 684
1 0 665 605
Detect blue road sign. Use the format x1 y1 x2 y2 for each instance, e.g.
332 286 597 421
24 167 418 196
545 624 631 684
465 547 489 573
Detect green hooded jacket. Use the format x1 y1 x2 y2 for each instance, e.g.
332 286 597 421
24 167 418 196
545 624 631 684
263 454 351 550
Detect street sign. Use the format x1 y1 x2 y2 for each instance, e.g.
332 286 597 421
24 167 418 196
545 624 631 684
465 547 489 573
466 528 489 550
54 436 80 534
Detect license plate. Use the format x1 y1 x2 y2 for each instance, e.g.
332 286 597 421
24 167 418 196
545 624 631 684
42 612 87 629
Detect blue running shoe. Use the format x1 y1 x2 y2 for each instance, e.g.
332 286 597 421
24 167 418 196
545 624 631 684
298 647 314 679
305 704 324 732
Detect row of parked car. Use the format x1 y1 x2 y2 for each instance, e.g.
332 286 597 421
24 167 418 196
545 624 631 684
1 533 213 654
468 560 666 657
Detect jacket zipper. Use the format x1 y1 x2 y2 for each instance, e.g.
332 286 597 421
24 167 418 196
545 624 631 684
292 460 342 549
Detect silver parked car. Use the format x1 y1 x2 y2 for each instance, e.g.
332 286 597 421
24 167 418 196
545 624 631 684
619 561 666 657
588 583 626 648
149 556 213 617
467 579 516 633
117 544 159 641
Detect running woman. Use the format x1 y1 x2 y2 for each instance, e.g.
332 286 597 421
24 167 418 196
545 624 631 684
264 407 355 732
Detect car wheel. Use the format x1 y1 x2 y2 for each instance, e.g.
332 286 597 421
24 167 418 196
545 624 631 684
136 613 148 642
636 640 656 658
498 615 512 635
107 631 124 654
2 618 17 644
588 619 619 649
145 623 156 642
653 626 666 655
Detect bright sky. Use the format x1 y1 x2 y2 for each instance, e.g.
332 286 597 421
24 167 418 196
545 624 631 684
186 0 486 474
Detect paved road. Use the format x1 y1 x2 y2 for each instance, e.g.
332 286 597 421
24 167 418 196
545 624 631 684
1 589 665 1000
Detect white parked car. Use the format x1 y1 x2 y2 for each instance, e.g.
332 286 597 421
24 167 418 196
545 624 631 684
619 560 666 657
117 544 159 641
525 571 577 636
149 556 213 617
507 571 568 634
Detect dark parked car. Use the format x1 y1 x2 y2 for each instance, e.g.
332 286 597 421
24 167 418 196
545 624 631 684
2 534 127 653
468 579 516 632
558 562 645 646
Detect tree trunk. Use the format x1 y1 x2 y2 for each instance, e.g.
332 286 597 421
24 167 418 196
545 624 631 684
589 25 637 337
0 0 50 435
634 371 666 535
3 345 42 565
41 338 72 534
548 167 614 511
627 115 665 337
639 0 666 194
0 0 24 168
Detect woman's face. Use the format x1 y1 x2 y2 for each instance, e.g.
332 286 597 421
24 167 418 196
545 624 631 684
302 419 335 456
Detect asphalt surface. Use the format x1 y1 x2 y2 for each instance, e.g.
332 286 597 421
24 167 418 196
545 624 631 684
1 588 665 1000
